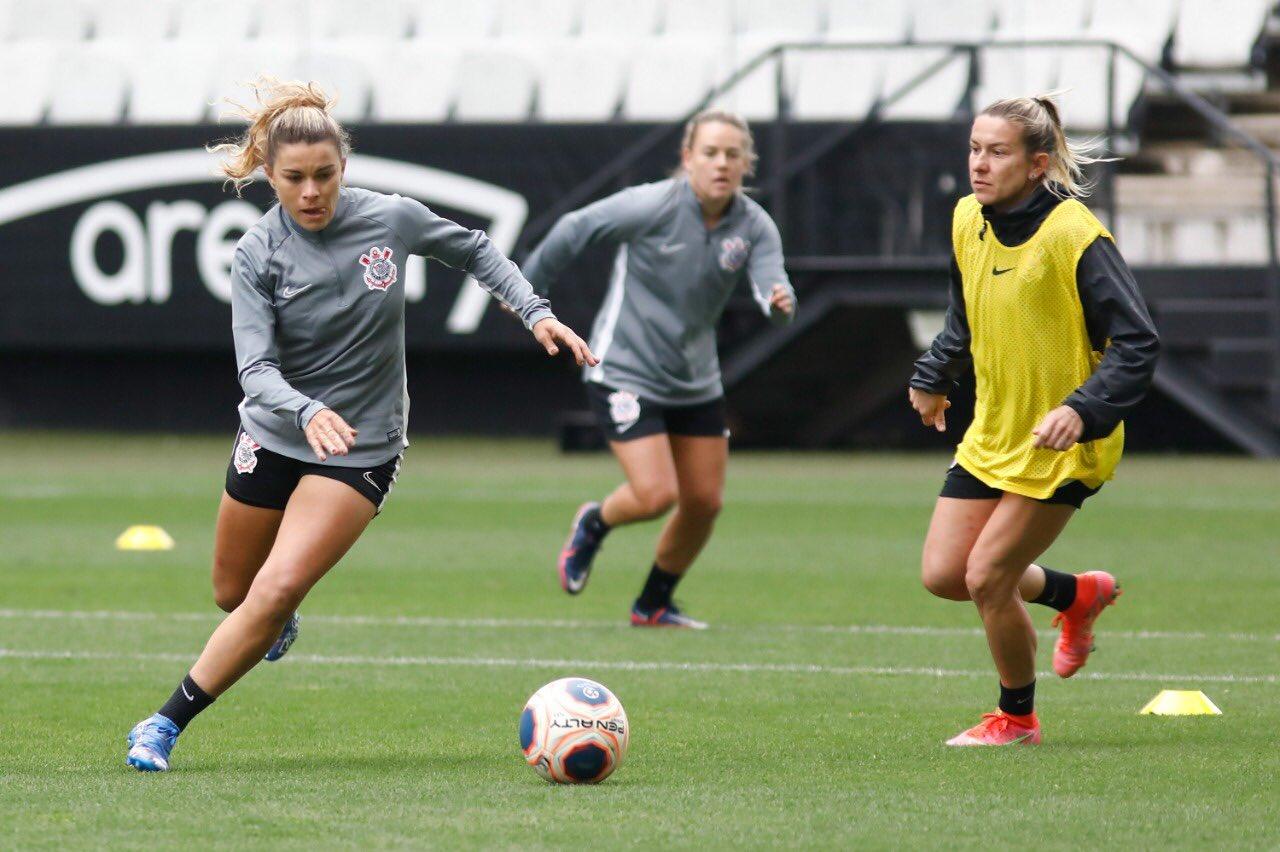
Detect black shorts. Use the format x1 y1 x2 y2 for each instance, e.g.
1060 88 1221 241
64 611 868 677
940 461 1101 509
224 428 403 514
586 382 729 443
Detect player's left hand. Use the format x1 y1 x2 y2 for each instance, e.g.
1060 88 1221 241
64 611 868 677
769 284 794 316
533 318 599 367
1032 405 1084 451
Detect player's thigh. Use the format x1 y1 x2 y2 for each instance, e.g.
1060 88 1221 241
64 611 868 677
922 496 999 590
668 434 728 511
212 492 283 599
246 475 377 611
968 492 1076 578
609 433 679 502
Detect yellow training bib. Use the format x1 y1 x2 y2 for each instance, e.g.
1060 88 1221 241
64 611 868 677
951 194 1123 499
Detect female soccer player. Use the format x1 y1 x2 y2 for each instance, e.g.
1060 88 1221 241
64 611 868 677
909 95 1159 746
125 79 595 771
524 110 796 629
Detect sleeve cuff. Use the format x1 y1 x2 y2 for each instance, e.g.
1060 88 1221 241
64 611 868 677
1063 397 1102 442
297 400 327 431
523 307 556 330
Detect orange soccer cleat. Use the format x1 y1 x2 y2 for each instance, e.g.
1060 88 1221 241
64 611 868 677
1051 570 1121 678
945 711 1041 747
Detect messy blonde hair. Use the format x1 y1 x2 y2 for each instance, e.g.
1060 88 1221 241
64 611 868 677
679 108 759 178
208 77 351 194
980 92 1116 198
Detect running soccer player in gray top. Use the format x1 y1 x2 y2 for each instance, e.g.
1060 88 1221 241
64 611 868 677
125 79 595 772
525 109 796 629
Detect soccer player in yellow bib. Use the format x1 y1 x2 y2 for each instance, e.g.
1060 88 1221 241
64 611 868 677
908 95 1159 746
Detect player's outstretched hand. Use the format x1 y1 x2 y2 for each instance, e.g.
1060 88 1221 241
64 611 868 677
304 408 357 462
769 284 794 316
533 318 599 367
1032 405 1083 451
908 386 950 432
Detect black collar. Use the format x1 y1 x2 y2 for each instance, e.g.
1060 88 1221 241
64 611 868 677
979 184 1064 247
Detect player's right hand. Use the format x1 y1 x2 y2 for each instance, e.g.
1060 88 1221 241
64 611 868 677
304 408 358 461
908 387 950 432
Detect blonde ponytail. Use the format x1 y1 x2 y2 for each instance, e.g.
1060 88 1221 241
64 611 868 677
208 77 352 194
980 91 1117 198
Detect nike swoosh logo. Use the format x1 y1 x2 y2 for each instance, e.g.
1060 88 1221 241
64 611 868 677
281 284 314 298
992 266 1015 276
181 682 194 701
659 243 685 254
362 471 380 491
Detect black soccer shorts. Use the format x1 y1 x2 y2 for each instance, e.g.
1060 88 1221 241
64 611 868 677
586 381 729 443
940 460 1101 509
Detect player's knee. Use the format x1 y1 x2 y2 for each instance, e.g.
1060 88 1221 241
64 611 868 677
679 489 722 520
636 483 678 518
921 563 967 601
247 571 309 619
964 557 1015 606
212 585 245 613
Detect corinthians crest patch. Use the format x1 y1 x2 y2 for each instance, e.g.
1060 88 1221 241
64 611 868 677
233 432 261 474
607 390 641 433
358 246 398 292
718 236 750 273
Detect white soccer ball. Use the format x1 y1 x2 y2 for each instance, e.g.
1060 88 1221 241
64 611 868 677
519 677 629 783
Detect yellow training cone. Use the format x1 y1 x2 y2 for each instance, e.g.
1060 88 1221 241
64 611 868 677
115 525 175 551
1139 689 1222 716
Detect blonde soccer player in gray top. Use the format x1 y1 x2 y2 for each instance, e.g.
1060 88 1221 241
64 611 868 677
126 80 594 771
525 110 796 628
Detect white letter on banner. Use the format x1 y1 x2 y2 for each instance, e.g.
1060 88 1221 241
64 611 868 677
146 200 205 304
405 255 426 302
70 201 147 305
198 200 262 303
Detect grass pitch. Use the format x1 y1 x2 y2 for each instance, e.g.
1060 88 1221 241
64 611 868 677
1 434 1278 849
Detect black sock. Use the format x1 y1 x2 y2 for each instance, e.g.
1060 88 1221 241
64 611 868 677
998 680 1036 717
1031 566 1077 612
157 673 215 731
583 504 611 540
636 563 681 612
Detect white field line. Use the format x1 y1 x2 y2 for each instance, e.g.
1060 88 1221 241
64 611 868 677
0 647 1275 685
0 608 1277 644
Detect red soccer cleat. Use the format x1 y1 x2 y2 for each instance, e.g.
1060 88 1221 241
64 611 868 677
945 710 1041 747
1051 570 1121 678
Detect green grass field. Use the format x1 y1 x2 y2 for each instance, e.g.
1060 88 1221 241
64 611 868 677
1 433 1278 849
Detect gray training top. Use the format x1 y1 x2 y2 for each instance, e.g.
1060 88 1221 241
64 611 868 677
232 185 554 467
523 177 796 405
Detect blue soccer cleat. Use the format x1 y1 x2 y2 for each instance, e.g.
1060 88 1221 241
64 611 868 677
630 601 708 630
264 611 300 661
558 502 604 595
126 714 181 772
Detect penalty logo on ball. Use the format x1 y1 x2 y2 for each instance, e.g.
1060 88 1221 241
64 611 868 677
358 246 398 292
519 677 629 784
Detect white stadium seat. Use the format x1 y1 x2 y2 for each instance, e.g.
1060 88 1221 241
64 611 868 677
8 0 90 40
975 46 1059 110
1055 44 1147 132
127 41 218 124
369 39 461 122
309 0 414 39
453 40 540 121
992 0 1089 39
735 0 822 37
826 0 910 43
622 37 729 121
1171 0 1271 69
410 0 497 38
255 0 314 41
208 42 304 121
790 48 881 121
538 38 628 122
909 0 995 44
880 46 971 121
495 0 579 37
47 43 129 124
298 43 374 123
1086 0 1177 62
720 32 804 121
0 41 53 124
172 0 255 42
93 0 174 41
579 0 659 37
662 0 734 37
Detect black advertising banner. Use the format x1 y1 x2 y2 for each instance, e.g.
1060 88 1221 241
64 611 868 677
0 124 671 351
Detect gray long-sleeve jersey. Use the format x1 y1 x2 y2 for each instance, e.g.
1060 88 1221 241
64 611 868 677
522 178 796 405
233 185 554 466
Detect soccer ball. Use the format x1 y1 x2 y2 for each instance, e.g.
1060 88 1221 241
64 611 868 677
519 677 629 783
